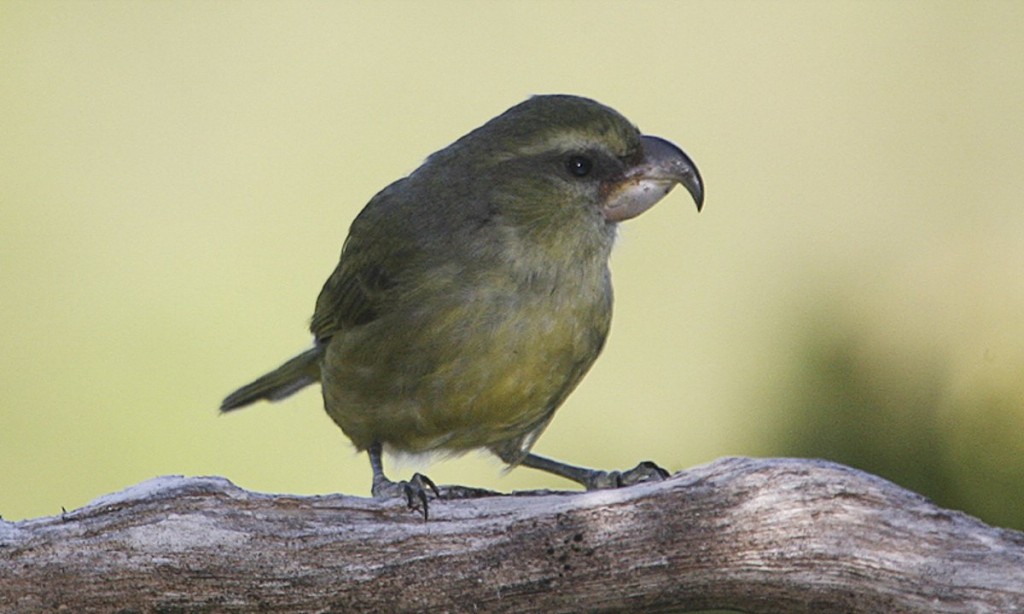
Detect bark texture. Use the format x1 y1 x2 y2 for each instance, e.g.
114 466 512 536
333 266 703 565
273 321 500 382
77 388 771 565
2 457 1022 613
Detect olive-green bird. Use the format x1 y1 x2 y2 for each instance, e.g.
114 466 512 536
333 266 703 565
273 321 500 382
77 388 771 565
222 94 704 517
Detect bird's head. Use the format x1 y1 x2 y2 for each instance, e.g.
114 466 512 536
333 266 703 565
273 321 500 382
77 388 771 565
432 95 702 231
400 95 703 272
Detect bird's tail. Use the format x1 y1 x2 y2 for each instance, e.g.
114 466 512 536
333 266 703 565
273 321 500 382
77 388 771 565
220 347 323 412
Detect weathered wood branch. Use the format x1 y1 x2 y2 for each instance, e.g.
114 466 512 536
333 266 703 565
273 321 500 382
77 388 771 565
2 457 1022 613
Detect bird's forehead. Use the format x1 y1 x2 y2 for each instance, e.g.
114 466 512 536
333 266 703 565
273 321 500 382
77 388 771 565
511 125 638 158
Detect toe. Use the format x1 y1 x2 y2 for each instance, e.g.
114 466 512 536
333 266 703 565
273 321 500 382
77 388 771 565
618 461 670 486
373 474 440 520
583 461 670 490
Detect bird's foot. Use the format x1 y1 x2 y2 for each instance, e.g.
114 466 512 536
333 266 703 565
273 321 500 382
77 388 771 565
518 453 672 491
371 472 440 520
582 461 670 490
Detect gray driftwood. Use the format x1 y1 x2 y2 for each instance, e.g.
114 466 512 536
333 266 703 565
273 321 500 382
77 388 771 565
2 457 1022 613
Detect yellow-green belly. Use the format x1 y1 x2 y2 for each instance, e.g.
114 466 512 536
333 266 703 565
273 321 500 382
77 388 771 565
320 267 611 458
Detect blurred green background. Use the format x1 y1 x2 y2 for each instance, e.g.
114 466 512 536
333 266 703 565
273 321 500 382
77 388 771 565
2 2 1022 530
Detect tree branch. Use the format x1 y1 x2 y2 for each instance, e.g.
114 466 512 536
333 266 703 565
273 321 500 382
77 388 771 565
2 457 1022 613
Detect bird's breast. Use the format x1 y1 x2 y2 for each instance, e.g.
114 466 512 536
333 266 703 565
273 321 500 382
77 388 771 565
321 256 613 454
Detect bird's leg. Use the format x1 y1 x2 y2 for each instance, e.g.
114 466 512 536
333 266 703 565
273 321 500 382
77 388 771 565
367 442 439 520
519 452 669 490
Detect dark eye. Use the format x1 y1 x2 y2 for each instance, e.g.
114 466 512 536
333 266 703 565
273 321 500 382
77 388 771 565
566 155 593 177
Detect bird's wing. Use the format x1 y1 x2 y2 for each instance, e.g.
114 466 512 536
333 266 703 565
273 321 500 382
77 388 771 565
308 174 488 342
309 182 428 342
310 233 394 341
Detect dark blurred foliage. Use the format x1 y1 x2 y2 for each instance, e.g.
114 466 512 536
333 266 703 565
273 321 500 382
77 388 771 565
774 322 1024 531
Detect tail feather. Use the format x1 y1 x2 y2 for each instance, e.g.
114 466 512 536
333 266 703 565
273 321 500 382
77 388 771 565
221 347 323 411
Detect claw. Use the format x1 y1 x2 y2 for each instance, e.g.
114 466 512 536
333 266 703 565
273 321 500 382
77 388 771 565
628 460 670 483
367 443 442 520
583 461 670 490
372 472 440 520
404 473 439 520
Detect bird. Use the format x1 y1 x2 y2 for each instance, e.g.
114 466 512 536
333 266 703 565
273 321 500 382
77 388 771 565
221 94 704 518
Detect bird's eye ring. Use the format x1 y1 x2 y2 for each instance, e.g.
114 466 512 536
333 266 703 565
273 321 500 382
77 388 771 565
566 155 593 177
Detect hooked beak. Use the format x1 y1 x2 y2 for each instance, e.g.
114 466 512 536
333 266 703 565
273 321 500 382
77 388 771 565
602 135 704 222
